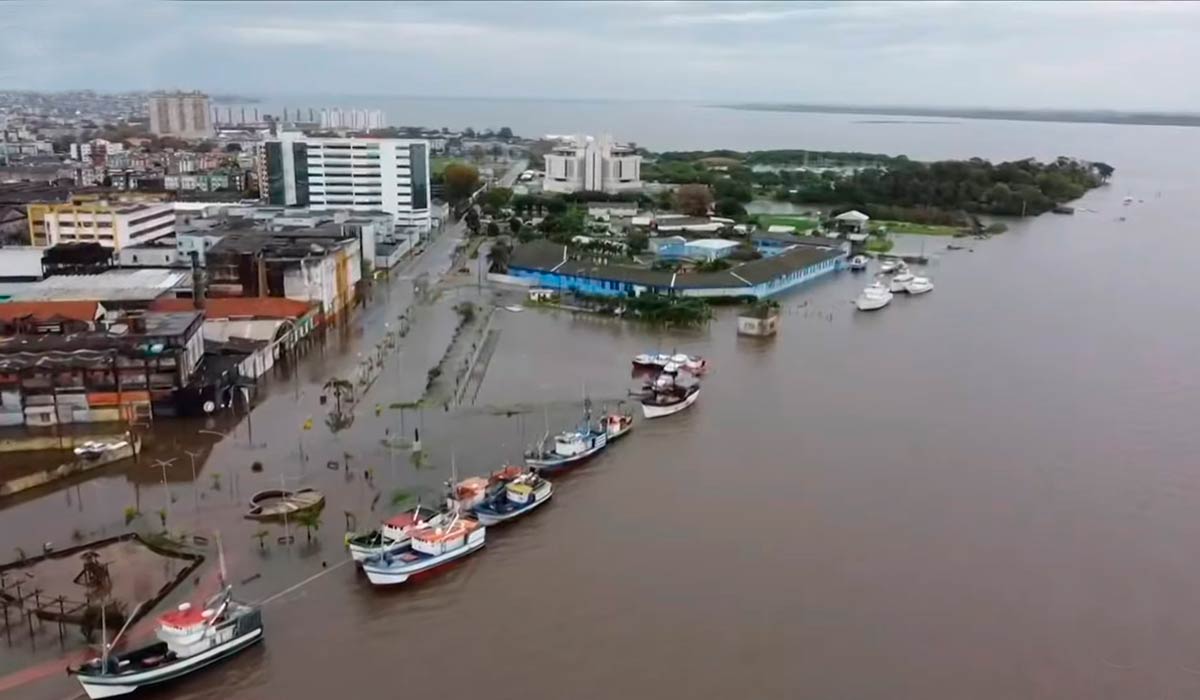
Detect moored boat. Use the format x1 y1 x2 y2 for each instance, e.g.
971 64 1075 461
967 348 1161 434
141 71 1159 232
879 258 905 274
604 406 635 441
848 255 869 271
347 505 447 563
360 516 487 586
905 276 934 295
889 271 915 292
639 374 701 419
69 540 261 699
472 471 554 526
855 281 893 311
524 425 608 471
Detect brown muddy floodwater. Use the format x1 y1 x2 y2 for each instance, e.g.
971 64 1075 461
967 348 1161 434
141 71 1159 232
6 114 1200 700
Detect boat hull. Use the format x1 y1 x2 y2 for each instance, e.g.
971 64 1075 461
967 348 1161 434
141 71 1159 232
76 628 263 699
348 538 406 563
526 435 608 471
361 531 487 586
641 387 700 419
473 487 554 526
855 296 891 311
606 424 633 441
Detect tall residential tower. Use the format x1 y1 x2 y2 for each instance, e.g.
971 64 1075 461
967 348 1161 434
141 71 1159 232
147 92 213 139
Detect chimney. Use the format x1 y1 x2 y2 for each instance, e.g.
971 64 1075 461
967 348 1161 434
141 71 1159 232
190 251 206 310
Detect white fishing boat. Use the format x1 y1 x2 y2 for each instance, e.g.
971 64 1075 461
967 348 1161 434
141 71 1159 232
889 271 915 292
905 276 934 295
855 282 893 311
632 352 707 375
848 255 869 271
472 471 554 526
70 538 262 699
360 515 487 586
346 505 447 563
639 373 701 419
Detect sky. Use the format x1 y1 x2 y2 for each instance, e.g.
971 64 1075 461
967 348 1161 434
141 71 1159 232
2 0 1200 111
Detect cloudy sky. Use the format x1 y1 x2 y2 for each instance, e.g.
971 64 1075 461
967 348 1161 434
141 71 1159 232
3 1 1199 110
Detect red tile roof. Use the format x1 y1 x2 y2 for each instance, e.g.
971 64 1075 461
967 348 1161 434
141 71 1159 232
149 297 314 319
0 301 102 323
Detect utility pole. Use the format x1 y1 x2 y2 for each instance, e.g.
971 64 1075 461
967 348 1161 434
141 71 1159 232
150 458 177 526
182 450 201 512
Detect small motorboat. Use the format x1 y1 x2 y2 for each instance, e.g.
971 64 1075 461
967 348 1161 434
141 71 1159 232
73 440 129 460
905 276 934 295
631 352 670 369
889 271 915 292
472 471 554 526
878 259 904 274
347 505 447 563
245 488 325 520
638 374 701 419
361 515 487 586
855 282 893 311
669 353 708 375
604 407 635 441
848 255 869 271
70 542 262 698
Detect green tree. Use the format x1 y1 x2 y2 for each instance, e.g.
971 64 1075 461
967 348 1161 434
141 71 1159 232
443 163 481 205
464 207 481 235
293 509 322 543
715 198 747 218
508 217 523 235
486 221 501 237
1092 161 1115 182
626 230 649 255
498 127 514 140
674 184 714 217
488 238 513 273
484 187 513 209
253 529 270 549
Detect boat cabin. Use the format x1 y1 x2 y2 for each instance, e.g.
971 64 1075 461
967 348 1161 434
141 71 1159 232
410 519 481 557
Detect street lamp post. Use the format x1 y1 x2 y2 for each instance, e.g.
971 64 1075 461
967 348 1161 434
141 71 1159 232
182 450 201 511
150 458 176 526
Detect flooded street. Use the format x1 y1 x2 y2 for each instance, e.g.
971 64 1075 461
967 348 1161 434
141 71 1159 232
6 117 1200 699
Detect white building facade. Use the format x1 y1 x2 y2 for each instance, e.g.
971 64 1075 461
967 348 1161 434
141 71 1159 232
544 135 641 195
148 92 213 139
319 108 386 131
264 134 431 233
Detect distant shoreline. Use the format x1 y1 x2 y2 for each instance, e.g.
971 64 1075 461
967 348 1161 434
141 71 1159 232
723 103 1200 128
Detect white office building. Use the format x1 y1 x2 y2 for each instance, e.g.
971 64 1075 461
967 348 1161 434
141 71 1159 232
148 92 213 139
319 108 386 131
543 134 642 195
264 134 431 233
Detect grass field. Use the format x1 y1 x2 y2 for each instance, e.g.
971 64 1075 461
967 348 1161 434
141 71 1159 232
871 220 960 236
756 215 818 231
431 157 461 175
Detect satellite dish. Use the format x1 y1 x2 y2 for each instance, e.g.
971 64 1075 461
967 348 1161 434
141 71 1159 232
203 400 215 414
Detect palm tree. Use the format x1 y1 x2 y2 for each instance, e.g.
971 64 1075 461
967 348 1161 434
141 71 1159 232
488 239 512 273
252 529 270 550
323 378 355 414
293 509 322 543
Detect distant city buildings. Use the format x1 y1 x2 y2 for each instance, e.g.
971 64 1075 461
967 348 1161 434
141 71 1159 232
148 92 213 139
319 108 386 131
262 133 431 233
543 134 641 194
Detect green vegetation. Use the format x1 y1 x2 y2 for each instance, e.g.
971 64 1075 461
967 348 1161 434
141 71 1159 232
293 509 322 543
431 157 457 176
443 163 481 206
625 293 713 327
870 220 959 236
642 149 1110 222
984 222 1009 235
865 237 894 253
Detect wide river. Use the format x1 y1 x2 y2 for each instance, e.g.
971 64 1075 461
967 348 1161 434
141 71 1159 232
5 100 1200 700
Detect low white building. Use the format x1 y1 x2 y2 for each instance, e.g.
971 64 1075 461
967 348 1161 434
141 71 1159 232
42 202 175 250
544 134 641 195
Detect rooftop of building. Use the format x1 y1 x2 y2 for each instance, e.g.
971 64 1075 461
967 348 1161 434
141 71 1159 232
0 300 102 324
0 310 202 363
150 296 314 319
510 240 841 292
207 226 358 259
752 231 843 247
0 268 189 303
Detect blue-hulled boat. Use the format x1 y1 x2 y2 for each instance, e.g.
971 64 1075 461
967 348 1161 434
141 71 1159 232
472 470 554 526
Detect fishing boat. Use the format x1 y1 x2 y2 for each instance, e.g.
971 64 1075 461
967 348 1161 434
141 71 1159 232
905 276 934 295
848 255 869 271
472 471 554 526
855 281 893 311
346 505 447 563
524 424 608 471
639 374 701 419
69 539 262 699
632 352 671 369
670 353 708 375
632 352 708 375
889 271 916 292
360 515 487 586
604 406 635 441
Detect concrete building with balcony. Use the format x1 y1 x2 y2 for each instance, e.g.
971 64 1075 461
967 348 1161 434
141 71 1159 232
543 134 641 195
263 134 431 234
148 92 213 139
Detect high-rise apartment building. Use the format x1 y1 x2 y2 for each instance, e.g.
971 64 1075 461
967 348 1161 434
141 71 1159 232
148 92 213 139
263 134 431 233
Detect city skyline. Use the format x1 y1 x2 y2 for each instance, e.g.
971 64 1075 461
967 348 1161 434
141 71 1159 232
2 1 1200 111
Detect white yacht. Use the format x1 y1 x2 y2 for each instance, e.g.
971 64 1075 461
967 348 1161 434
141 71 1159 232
855 282 893 311
889 271 915 292
905 276 934 295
